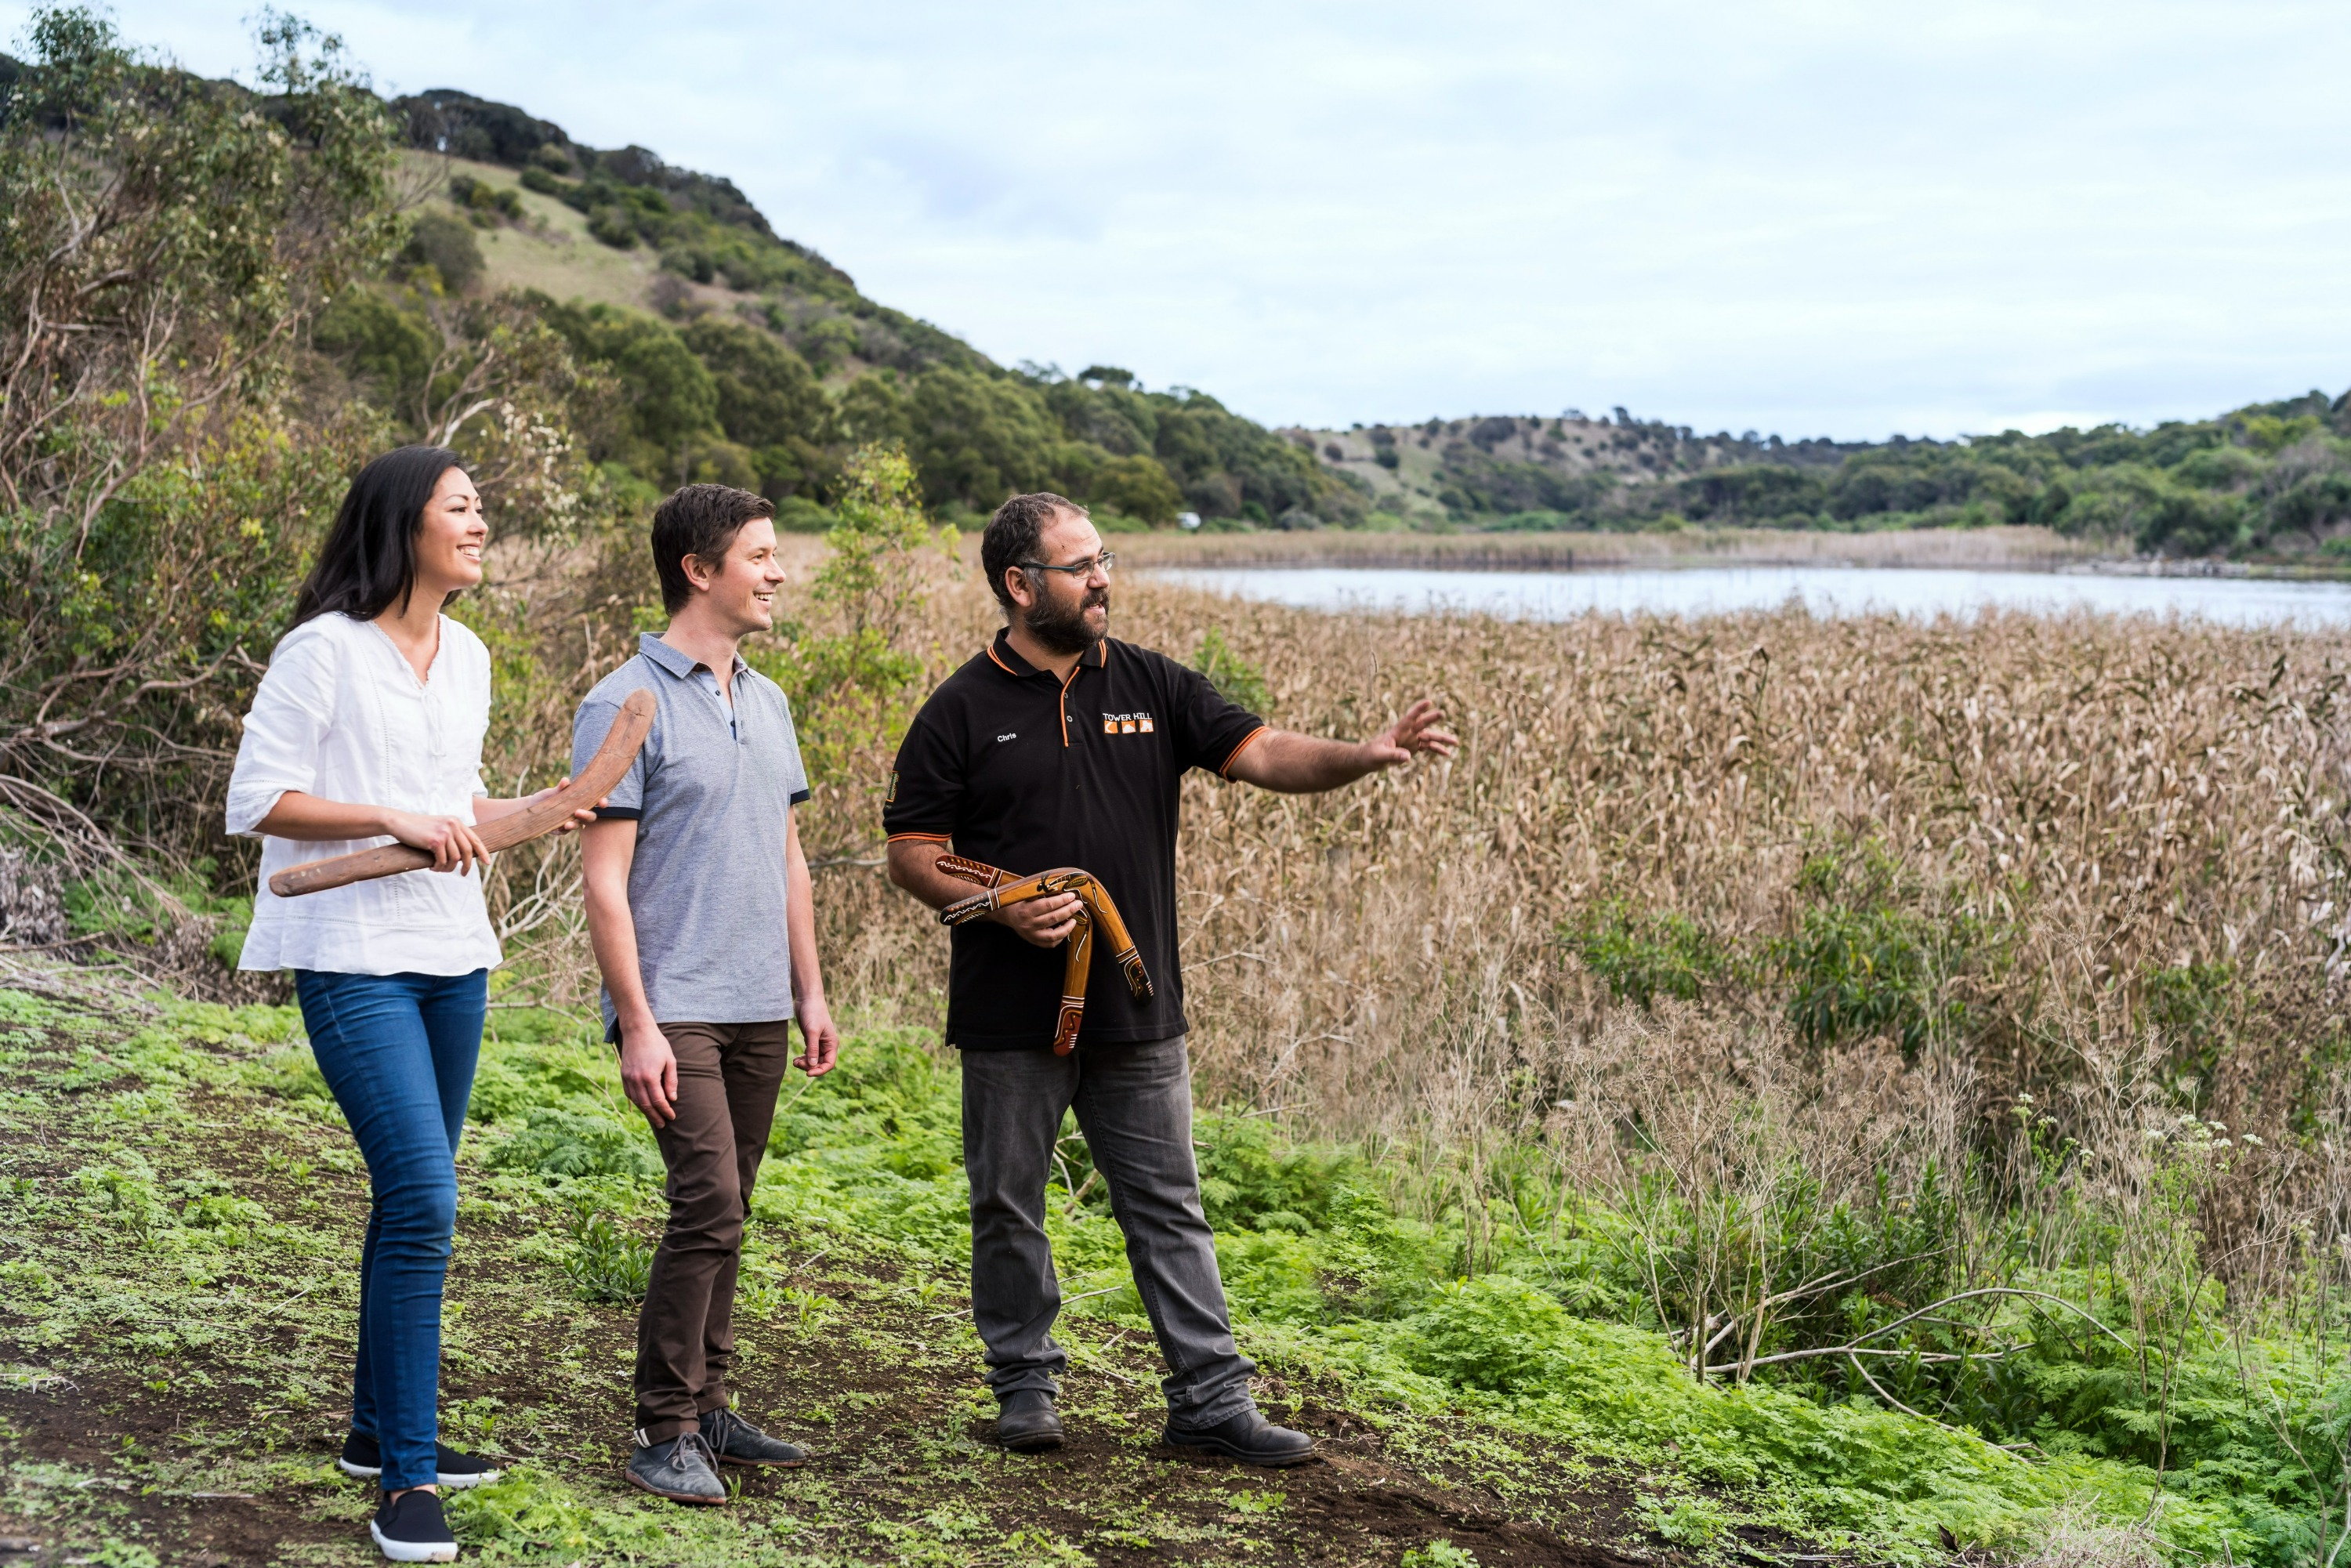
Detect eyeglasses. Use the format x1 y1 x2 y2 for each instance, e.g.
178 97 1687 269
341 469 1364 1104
1020 552 1116 580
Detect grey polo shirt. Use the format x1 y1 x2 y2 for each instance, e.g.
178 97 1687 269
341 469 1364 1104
572 632 810 1035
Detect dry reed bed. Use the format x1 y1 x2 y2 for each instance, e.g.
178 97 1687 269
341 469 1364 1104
810 579 2351 1158
1130 590 2343 1118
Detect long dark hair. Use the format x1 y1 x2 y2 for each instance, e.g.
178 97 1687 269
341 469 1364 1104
292 445 466 627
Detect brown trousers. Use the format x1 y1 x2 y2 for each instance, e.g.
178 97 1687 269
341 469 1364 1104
632 1018 795 1442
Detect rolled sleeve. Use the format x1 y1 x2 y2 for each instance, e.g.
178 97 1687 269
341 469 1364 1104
224 630 335 837
573 694 647 821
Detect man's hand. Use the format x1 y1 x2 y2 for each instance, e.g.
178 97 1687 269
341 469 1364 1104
618 1019 679 1127
1363 698 1459 770
1225 697 1459 794
794 1001 841 1077
882 839 1081 947
991 890 1081 947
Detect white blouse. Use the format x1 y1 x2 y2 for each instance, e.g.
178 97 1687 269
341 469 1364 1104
226 612 502 976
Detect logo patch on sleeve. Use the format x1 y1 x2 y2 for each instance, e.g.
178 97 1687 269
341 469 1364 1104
884 771 897 803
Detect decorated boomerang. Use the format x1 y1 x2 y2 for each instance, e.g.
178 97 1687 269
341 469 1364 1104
935 854 1152 1055
266 687 657 898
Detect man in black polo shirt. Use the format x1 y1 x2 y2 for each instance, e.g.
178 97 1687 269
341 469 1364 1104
883 492 1454 1466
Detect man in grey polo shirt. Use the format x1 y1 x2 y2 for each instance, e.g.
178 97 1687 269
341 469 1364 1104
574 483 839 1506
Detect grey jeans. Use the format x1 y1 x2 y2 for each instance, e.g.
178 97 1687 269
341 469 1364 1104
960 1034 1256 1426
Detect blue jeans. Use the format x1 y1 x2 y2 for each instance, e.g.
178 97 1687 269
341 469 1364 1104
293 969 487 1493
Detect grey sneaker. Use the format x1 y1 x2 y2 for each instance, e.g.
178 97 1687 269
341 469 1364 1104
701 1406 808 1468
994 1389 1064 1453
625 1429 726 1505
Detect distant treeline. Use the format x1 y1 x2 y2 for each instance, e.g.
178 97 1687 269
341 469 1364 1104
1353 396 2351 556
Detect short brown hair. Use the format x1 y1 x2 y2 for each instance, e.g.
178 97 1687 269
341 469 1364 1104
981 492 1087 611
651 483 775 613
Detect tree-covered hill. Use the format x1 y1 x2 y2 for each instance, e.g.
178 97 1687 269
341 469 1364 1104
321 85 1349 531
1302 389 2351 556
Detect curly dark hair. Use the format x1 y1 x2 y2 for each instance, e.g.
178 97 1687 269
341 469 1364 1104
980 492 1087 612
651 483 775 613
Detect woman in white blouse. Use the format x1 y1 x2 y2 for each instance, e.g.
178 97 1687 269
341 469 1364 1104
227 446 590 1566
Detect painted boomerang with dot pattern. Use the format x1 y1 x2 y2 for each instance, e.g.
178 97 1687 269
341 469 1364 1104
934 854 1153 1056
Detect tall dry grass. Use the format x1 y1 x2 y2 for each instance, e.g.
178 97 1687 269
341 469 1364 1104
1099 583 2351 1326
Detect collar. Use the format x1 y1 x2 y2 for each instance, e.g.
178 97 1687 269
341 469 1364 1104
639 631 748 683
987 628 1107 680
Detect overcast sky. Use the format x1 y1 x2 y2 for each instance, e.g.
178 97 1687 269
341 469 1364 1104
13 1 2349 440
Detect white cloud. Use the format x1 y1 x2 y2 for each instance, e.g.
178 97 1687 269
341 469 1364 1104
10 0 2347 439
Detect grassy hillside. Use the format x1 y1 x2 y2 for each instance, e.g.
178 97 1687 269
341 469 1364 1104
358 91 1349 531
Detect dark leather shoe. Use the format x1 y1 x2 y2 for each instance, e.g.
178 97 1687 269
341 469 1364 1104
994 1389 1064 1453
702 1407 809 1468
1163 1408 1318 1467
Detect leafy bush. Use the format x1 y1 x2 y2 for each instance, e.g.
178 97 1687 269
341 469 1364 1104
1191 628 1270 715
484 1107 659 1182
1776 842 1987 1057
403 211 484 293
0 9 397 857
1562 900 1731 1005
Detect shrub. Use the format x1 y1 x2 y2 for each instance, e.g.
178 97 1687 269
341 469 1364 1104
404 211 484 293
1191 628 1270 715
1563 901 1731 1005
562 1208 652 1302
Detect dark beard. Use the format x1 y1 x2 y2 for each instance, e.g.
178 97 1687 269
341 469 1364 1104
1023 587 1107 656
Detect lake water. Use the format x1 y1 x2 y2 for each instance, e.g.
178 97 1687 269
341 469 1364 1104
1144 564 2351 628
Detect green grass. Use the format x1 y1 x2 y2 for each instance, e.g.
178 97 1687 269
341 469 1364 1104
2 980 2342 1563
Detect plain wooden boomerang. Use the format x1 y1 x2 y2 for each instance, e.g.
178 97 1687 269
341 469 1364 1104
266 686 656 898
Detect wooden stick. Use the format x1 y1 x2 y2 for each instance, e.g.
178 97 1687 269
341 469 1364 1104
267 687 656 898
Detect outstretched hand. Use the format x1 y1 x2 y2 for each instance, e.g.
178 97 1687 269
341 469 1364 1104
1364 698 1458 770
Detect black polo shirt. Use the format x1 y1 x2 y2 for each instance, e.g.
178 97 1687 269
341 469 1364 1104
882 630 1266 1050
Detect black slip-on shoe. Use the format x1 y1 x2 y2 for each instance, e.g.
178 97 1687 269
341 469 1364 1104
339 1432 505 1490
370 1489 457 1564
701 1406 809 1468
1162 1408 1318 1467
625 1430 726 1505
994 1389 1064 1453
